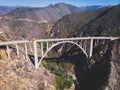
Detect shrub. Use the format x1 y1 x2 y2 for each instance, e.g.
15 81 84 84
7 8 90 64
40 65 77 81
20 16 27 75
56 74 74 90
92 44 106 61
0 54 2 59
21 32 26 38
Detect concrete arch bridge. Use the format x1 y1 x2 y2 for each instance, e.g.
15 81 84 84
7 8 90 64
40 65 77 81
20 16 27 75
0 37 119 69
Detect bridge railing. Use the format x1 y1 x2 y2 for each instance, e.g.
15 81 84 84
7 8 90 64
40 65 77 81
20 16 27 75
35 37 119 42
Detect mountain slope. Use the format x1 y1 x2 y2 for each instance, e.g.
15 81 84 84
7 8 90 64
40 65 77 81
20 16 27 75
0 5 104 16
0 3 81 40
51 4 120 38
80 4 120 36
8 3 81 23
50 7 109 38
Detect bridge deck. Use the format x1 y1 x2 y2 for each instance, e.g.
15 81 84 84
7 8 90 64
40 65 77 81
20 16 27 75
0 37 119 46
0 37 119 69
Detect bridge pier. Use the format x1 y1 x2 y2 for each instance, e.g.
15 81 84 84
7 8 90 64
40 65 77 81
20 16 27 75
24 43 28 61
15 44 20 58
46 41 49 51
29 42 33 53
6 45 10 59
33 41 39 69
83 40 87 52
89 38 93 58
41 42 44 56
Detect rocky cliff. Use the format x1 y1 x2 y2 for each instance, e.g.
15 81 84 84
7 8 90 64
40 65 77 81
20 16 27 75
0 58 56 90
0 39 119 90
106 39 120 90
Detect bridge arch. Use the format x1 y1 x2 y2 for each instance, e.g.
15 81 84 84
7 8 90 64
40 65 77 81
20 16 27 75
38 40 88 67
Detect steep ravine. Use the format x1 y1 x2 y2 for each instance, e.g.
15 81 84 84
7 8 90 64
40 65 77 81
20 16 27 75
75 39 120 90
105 39 120 90
51 39 120 90
0 39 119 90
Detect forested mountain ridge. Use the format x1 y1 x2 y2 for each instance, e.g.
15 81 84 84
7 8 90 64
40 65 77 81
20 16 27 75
50 7 109 38
80 4 120 36
50 4 120 38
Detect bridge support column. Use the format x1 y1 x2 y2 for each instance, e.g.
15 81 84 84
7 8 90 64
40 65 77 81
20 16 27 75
24 43 28 61
6 45 10 59
29 42 33 53
89 38 93 59
15 44 20 58
33 41 38 69
102 39 105 44
46 41 49 51
80 40 83 48
83 40 87 52
41 42 43 56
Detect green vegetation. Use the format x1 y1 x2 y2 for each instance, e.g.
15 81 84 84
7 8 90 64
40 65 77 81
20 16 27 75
52 8 108 38
80 5 120 36
55 7 61 13
56 74 74 90
52 5 120 38
21 32 26 38
0 54 2 59
92 44 106 61
42 60 66 75
47 51 55 57
42 59 74 90
38 42 47 52
42 60 56 71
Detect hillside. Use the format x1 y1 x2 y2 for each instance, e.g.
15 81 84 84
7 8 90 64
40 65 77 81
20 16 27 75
50 7 109 38
8 3 81 23
0 3 107 40
79 4 120 36
51 5 120 38
0 5 103 16
0 3 81 40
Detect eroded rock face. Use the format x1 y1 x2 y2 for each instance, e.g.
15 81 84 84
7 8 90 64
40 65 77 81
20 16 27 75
73 39 120 90
106 39 120 90
0 58 56 90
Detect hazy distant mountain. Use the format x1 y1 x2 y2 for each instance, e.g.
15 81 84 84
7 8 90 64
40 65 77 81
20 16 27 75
81 5 103 10
0 6 19 15
0 6 32 15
